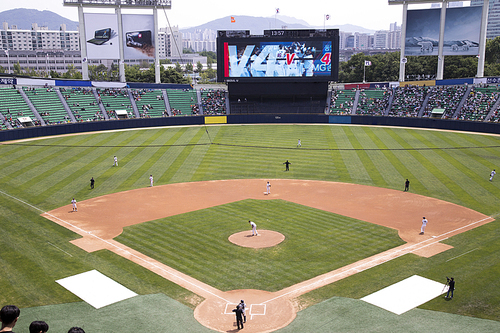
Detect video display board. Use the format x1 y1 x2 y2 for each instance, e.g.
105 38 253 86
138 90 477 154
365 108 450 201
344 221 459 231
122 14 155 59
217 30 339 82
84 13 120 59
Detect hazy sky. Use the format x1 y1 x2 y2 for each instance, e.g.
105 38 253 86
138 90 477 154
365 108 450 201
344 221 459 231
0 0 449 31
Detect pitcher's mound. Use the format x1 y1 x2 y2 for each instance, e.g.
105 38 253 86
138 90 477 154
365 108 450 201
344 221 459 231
229 230 285 248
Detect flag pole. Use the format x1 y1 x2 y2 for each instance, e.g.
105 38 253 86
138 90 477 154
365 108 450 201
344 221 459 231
363 62 366 83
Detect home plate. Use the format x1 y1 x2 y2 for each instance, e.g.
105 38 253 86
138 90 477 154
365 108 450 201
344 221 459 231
361 275 447 315
56 270 137 309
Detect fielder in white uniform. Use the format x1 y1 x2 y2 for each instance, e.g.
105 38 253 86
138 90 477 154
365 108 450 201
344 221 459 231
71 198 77 212
113 156 118 166
490 169 496 181
421 217 427 234
149 174 154 187
266 181 271 195
249 220 258 236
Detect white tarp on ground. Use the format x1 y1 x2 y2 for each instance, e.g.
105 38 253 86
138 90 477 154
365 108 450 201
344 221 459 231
56 270 137 309
361 275 447 315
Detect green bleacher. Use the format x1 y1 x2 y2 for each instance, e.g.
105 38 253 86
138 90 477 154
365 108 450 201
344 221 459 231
330 90 355 115
24 87 70 125
200 89 226 115
61 88 104 122
166 89 198 116
356 89 389 115
132 89 167 118
0 87 40 128
97 88 134 119
459 86 500 121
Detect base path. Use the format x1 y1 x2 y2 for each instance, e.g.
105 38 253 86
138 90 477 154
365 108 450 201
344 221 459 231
43 179 493 333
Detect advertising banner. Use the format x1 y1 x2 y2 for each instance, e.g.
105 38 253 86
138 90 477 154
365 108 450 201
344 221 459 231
84 13 120 60
122 14 155 60
405 6 482 56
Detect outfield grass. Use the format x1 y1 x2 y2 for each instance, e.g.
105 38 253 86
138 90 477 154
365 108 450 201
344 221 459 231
1 124 500 330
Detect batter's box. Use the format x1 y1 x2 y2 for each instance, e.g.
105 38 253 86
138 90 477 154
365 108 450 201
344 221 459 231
250 304 266 316
224 303 239 314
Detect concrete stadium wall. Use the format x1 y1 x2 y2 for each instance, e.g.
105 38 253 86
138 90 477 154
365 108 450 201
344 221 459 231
1 115 500 142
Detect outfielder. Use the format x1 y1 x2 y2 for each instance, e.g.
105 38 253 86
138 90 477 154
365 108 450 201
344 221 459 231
249 220 258 236
113 155 118 166
490 169 496 181
149 174 154 187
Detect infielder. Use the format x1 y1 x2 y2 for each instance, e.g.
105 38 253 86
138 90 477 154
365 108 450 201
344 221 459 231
249 220 258 236
113 155 118 166
71 198 77 212
266 181 271 195
149 174 154 187
490 169 496 181
421 217 427 234
297 139 301 147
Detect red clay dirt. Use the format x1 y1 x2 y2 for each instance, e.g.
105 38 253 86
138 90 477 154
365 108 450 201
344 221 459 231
42 179 494 333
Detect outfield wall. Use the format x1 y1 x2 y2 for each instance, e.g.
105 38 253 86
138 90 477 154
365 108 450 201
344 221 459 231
1 115 500 142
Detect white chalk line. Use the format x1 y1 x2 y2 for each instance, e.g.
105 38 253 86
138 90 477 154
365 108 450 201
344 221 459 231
446 248 479 262
263 216 493 305
47 242 73 257
0 190 231 303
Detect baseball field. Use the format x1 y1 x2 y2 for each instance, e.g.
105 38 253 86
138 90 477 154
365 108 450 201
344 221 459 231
1 124 500 332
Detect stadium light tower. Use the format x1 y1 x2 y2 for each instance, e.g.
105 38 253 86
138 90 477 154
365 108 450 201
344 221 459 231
63 0 171 83
389 0 489 81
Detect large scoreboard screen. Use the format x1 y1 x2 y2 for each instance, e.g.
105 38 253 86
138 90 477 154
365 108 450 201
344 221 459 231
217 29 339 83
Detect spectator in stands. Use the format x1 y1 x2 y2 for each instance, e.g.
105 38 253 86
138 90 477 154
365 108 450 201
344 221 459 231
0 305 20 332
29 320 49 333
67 328 85 333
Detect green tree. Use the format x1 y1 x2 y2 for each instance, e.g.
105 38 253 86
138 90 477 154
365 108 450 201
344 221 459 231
196 61 203 73
62 64 82 80
175 62 183 73
13 62 22 75
185 62 193 73
89 64 110 81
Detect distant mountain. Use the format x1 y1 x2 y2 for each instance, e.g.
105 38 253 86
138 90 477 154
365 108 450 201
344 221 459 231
0 8 79 31
180 15 376 35
181 16 309 34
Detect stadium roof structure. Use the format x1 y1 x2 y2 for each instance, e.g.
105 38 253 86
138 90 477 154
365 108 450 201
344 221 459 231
63 0 171 8
388 0 450 4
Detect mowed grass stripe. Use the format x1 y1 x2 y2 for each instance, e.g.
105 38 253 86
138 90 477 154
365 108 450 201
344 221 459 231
325 126 351 181
408 130 483 209
343 127 385 186
116 199 404 292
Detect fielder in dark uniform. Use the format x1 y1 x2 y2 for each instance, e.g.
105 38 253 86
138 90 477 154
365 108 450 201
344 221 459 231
90 177 95 189
404 179 410 191
446 277 455 299
283 160 291 171
232 304 244 329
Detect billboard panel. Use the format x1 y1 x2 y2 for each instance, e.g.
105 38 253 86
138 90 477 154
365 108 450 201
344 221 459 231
217 30 339 82
122 14 155 60
405 6 482 56
84 13 120 59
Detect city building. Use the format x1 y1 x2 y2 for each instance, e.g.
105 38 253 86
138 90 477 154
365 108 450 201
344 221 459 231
471 0 500 39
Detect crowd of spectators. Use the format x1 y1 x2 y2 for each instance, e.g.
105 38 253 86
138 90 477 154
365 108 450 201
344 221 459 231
458 86 500 121
356 88 391 115
201 89 226 115
422 85 468 119
329 89 355 114
388 86 428 117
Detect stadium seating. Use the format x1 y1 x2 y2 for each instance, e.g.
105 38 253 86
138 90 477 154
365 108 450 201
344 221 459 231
0 87 41 128
61 87 104 122
200 88 226 115
388 86 428 117
422 85 468 119
329 89 356 115
457 86 500 121
23 87 70 125
131 89 168 118
356 89 391 115
96 88 135 119
166 89 198 116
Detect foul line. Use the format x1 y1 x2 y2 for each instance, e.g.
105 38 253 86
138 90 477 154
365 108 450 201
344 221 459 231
0 190 230 304
263 216 493 304
446 248 479 262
